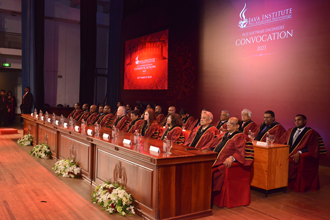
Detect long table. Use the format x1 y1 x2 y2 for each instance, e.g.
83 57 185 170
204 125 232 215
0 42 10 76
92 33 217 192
22 114 217 220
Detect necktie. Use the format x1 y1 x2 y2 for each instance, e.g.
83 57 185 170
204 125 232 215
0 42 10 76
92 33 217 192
292 129 301 144
242 122 245 128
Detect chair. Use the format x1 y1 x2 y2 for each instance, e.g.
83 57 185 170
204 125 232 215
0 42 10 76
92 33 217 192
288 153 320 192
57 104 64 107
213 162 252 208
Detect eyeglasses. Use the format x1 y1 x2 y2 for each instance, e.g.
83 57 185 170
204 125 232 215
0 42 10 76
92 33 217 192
226 122 237 125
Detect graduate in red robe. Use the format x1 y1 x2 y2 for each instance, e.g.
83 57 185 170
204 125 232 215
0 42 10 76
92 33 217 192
159 113 185 144
68 102 83 120
184 111 219 149
161 106 176 126
179 109 195 131
240 109 258 135
96 105 114 127
139 108 160 139
7 91 16 124
155 105 166 125
278 114 327 184
113 101 123 118
125 104 132 118
80 105 99 125
215 110 230 132
113 106 131 130
124 110 144 133
210 117 254 192
254 110 286 142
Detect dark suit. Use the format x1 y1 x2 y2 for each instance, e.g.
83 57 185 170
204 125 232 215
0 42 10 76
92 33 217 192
0 95 8 126
20 92 33 114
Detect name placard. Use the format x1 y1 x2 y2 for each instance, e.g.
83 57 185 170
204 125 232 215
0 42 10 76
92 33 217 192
75 126 80 132
103 133 110 140
31 113 33 117
55 120 59 125
64 122 68 128
47 118 51 123
150 146 160 153
87 129 93 136
41 116 44 121
123 139 132 145
35 114 38 119
256 141 268 147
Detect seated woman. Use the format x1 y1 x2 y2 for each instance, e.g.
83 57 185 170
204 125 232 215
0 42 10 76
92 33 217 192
159 113 185 144
139 108 160 139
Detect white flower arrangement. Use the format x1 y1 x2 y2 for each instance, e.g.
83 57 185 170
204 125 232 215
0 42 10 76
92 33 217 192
92 181 135 216
30 143 52 159
53 158 81 178
17 134 33 146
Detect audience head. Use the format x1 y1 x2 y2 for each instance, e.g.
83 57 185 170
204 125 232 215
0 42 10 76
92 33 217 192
117 106 126 117
90 105 97 113
167 113 183 128
74 102 81 110
130 110 140 121
264 110 275 125
155 105 162 114
98 105 104 113
0 90 5 95
134 105 141 113
7 91 12 97
226 117 240 133
168 106 176 115
146 104 151 109
241 109 252 122
295 114 307 128
220 110 230 121
103 105 111 114
200 111 213 127
82 103 89 112
24 87 30 93
144 108 157 124
126 104 131 111
117 101 123 107
179 108 188 119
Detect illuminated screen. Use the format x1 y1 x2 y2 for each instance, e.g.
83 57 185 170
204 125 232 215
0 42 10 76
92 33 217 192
124 30 168 90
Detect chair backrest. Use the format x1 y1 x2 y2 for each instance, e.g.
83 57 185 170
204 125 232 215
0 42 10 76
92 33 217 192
57 104 64 107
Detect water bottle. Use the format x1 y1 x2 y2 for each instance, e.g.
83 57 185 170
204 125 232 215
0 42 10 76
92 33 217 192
163 136 168 153
112 125 116 138
45 111 49 120
265 132 270 146
134 130 139 144
95 122 100 137
60 114 64 126
81 119 86 133
39 110 43 116
69 116 74 130
34 109 37 117
52 113 56 125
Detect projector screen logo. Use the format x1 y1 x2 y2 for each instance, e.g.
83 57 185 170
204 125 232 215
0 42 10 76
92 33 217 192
238 3 248 28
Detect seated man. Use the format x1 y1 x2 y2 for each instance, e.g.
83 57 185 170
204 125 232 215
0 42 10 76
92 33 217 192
159 113 185 144
254 110 286 142
67 102 83 120
188 109 208 130
184 111 219 149
82 103 89 113
240 109 258 135
113 101 123 117
179 109 195 130
210 117 254 193
78 105 99 125
96 105 114 127
161 106 176 126
278 114 326 187
155 105 165 125
98 105 104 115
215 110 230 132
124 110 144 133
126 104 132 117
112 106 131 130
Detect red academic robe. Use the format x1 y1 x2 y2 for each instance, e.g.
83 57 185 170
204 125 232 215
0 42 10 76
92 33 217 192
113 115 131 131
67 109 83 120
183 116 195 131
278 127 327 179
159 126 185 144
184 125 219 149
124 119 144 133
139 121 160 139
187 118 200 131
215 120 228 131
97 113 114 127
241 120 259 136
211 132 254 191
156 113 166 125
78 112 90 122
255 122 286 142
86 112 99 125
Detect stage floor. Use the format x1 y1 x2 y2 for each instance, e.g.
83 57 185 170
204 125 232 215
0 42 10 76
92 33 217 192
1 125 330 220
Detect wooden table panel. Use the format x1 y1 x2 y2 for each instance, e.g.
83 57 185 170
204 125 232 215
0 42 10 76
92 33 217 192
23 119 38 145
38 124 58 159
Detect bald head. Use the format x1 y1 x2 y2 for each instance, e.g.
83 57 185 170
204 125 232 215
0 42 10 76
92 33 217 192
168 106 176 115
117 106 126 117
90 105 97 113
155 105 162 114
227 117 240 133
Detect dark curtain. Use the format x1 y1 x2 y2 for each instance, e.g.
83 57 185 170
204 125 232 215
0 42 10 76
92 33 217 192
79 0 97 105
107 0 123 110
21 0 45 112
